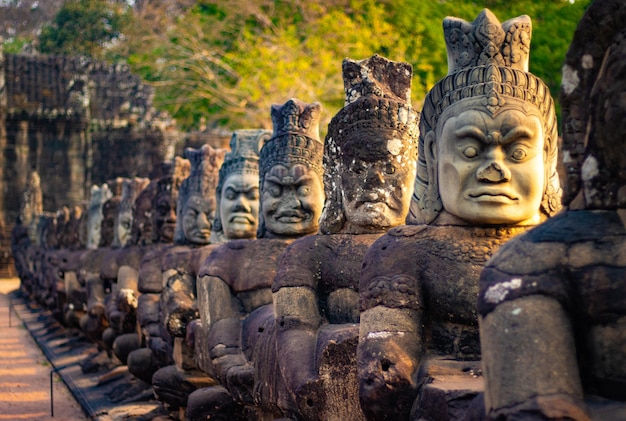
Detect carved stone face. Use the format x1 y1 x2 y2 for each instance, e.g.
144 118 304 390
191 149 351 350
116 209 133 247
220 173 259 239
262 163 323 237
87 211 102 249
182 195 216 244
435 106 545 225
155 191 177 243
100 201 117 247
340 149 415 232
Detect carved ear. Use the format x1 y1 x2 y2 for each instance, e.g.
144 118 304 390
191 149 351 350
422 130 442 223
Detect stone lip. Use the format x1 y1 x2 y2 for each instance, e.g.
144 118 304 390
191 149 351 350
7 287 167 421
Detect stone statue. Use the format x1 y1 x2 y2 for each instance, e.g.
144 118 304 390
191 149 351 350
62 184 112 333
148 144 228 413
79 178 125 345
126 156 190 382
186 99 324 421
270 55 419 421
13 170 43 295
479 1 626 420
100 177 150 353
357 10 561 421
150 130 268 418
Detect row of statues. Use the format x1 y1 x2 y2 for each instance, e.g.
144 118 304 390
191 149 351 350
10 3 626 420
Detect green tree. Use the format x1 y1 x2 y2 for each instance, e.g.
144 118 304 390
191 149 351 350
121 0 591 131
38 0 130 59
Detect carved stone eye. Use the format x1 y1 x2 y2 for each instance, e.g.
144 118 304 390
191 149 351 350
511 148 527 161
463 146 479 158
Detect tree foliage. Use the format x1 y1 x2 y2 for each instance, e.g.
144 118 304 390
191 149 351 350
38 0 130 59
34 0 592 131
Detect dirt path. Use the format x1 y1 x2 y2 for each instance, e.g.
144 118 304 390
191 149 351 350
0 278 88 421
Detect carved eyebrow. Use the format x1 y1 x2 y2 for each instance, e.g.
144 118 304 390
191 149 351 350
454 126 486 141
502 127 534 143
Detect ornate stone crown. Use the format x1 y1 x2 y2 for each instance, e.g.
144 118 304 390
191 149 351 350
260 98 323 178
181 144 227 199
217 129 270 192
327 54 418 148
119 177 150 213
156 156 191 198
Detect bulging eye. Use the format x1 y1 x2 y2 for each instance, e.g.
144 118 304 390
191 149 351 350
384 163 396 175
298 185 311 196
510 148 527 161
463 146 479 158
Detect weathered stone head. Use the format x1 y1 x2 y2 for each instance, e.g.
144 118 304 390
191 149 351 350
409 9 561 226
153 157 191 244
63 205 84 250
211 129 270 243
85 184 112 250
53 206 70 249
258 98 325 238
131 162 170 246
20 171 43 243
100 178 125 248
174 145 226 245
113 177 150 248
319 55 419 234
561 13 626 210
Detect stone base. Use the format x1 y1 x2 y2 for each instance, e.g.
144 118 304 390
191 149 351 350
411 358 484 421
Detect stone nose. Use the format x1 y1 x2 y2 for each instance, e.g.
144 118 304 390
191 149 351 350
477 162 510 183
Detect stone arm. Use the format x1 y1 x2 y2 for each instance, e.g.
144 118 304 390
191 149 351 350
480 295 589 420
357 273 423 421
161 268 198 339
274 285 322 410
201 274 254 403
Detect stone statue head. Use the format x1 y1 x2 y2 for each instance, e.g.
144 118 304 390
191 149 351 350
152 156 191 244
319 55 419 234
211 129 270 243
113 177 150 248
131 161 170 246
54 206 71 249
64 205 84 250
174 144 226 245
99 178 125 248
20 171 43 243
85 183 112 250
258 98 325 238
561 14 626 209
409 9 561 226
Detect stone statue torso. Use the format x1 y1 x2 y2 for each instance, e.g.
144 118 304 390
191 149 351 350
480 210 626 397
362 224 527 359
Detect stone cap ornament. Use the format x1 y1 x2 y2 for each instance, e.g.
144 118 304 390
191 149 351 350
152 156 191 244
130 161 172 246
410 9 561 225
261 98 324 179
560 0 626 209
86 183 112 250
174 144 227 244
113 177 150 247
320 54 419 234
217 129 270 188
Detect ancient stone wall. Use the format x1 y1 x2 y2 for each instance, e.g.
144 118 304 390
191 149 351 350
0 50 230 276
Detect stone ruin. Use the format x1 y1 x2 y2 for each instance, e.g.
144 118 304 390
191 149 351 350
9 4 626 421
